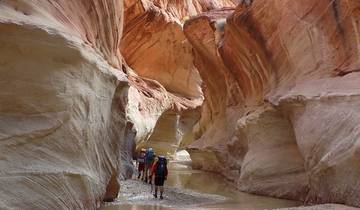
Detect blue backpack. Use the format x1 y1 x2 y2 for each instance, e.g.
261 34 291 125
145 149 154 164
156 157 167 177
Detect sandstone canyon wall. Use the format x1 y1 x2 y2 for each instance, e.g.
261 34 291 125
0 1 128 209
183 0 360 207
2 0 360 209
121 0 237 155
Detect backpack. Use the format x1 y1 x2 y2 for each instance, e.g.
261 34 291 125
145 148 154 164
138 152 145 163
156 156 167 177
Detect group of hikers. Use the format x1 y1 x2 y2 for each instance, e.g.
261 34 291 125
135 147 168 199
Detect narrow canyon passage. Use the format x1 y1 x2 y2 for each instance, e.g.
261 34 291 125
1 0 360 210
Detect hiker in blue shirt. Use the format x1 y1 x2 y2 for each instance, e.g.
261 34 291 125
144 147 155 184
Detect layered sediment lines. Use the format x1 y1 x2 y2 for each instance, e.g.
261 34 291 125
0 1 127 209
184 0 360 207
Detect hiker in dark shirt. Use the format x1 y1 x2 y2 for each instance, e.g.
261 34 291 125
151 155 168 199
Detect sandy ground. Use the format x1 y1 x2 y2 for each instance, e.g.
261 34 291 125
102 179 227 209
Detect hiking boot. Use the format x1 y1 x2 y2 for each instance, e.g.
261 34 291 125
153 194 157 198
137 174 140 179
160 195 163 200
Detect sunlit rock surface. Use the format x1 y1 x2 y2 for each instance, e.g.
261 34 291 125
137 109 200 156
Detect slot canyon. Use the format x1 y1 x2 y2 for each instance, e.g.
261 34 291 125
1 0 360 209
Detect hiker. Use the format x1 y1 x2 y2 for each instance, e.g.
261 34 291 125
136 148 146 180
150 156 158 193
152 155 168 199
144 147 155 183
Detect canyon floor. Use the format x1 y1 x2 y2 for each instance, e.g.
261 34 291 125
101 161 302 210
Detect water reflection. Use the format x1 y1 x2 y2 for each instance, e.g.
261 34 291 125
166 162 300 210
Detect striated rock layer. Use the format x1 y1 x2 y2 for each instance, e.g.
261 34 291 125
0 1 128 209
183 0 360 207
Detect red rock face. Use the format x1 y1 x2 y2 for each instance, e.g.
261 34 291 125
122 0 236 98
